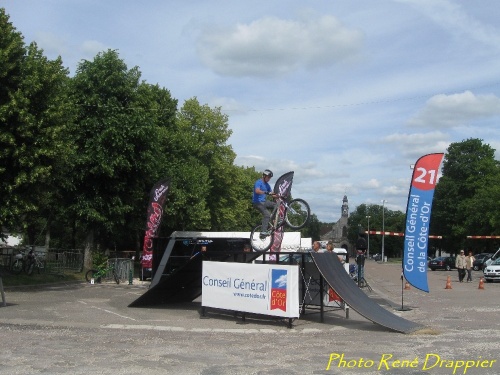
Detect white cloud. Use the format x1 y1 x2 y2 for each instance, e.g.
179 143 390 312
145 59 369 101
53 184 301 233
408 91 500 128
33 31 68 56
197 14 363 77
81 40 109 59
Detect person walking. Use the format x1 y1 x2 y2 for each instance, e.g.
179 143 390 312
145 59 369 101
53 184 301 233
252 169 277 237
465 251 476 282
455 250 467 282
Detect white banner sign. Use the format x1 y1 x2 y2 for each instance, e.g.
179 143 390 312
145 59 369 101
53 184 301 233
202 261 299 318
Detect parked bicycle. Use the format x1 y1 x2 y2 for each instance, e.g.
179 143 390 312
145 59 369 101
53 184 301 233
85 261 120 284
11 249 45 275
250 194 310 252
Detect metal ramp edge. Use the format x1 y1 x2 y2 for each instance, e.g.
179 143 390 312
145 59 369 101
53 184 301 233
310 252 425 334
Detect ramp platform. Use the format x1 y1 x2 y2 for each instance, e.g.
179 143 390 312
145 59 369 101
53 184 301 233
310 252 424 334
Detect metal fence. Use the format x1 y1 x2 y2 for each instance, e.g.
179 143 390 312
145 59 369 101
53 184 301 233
108 258 133 283
1 247 134 283
0 246 84 275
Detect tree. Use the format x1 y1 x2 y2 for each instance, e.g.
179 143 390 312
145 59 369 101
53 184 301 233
348 203 405 258
164 98 251 232
0 9 73 241
68 50 177 266
301 213 321 240
431 139 499 252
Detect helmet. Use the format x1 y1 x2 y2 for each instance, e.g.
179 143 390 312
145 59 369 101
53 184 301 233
263 169 273 177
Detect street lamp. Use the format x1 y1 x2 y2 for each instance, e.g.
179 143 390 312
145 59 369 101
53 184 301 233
366 215 371 258
381 200 387 262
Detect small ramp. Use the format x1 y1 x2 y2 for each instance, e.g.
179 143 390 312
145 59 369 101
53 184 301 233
310 252 424 334
129 253 204 307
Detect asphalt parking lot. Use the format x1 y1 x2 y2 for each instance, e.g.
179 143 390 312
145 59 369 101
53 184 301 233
1 262 499 375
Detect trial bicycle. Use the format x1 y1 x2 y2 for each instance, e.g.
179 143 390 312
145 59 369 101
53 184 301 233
250 194 310 252
85 261 120 284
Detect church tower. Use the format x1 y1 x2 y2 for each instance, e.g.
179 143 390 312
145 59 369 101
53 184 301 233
341 195 349 217
320 195 350 252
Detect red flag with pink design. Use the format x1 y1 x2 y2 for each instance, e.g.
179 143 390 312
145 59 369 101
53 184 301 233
141 179 169 269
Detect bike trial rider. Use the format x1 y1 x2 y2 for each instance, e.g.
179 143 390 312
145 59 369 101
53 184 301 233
252 169 277 238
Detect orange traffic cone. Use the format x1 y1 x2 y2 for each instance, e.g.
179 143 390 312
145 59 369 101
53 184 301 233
478 277 485 290
445 275 452 289
404 281 411 290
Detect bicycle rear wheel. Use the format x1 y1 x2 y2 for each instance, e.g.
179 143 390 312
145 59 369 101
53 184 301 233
250 224 274 252
285 198 310 229
85 269 100 283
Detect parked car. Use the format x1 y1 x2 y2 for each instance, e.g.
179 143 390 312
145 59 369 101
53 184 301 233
428 256 456 271
473 253 493 271
483 258 500 282
484 248 500 267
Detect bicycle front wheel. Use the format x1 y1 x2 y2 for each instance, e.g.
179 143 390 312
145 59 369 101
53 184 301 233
26 261 35 275
11 259 23 275
250 224 274 252
285 198 310 229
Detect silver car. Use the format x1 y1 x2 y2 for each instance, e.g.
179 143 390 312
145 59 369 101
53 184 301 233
483 258 500 282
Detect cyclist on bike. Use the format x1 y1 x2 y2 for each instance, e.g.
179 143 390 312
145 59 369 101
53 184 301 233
252 169 277 237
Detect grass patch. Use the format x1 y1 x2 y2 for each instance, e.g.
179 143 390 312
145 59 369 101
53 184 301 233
1 269 85 287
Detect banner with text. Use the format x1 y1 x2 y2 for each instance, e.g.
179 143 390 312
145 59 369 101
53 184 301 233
403 153 444 292
141 179 169 269
202 261 299 318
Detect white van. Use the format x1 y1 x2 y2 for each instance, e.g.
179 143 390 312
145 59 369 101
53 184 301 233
484 248 500 267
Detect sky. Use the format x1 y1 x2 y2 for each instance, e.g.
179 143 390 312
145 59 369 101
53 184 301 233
2 0 500 224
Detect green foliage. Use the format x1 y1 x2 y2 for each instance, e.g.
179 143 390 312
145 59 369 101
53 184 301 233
431 138 499 252
0 10 73 237
91 251 109 269
301 213 321 240
348 203 406 258
67 50 178 251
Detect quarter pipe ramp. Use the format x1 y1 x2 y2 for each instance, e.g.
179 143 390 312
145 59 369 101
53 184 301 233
310 252 425 334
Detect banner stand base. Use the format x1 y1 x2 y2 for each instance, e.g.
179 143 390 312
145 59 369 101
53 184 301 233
395 307 412 312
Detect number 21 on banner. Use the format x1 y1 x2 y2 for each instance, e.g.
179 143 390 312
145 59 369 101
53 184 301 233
414 167 437 185
412 153 444 191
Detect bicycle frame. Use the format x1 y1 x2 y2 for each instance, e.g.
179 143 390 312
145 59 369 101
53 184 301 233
268 196 288 232
250 195 310 252
94 264 116 279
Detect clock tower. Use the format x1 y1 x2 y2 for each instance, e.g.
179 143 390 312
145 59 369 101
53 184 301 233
341 195 349 217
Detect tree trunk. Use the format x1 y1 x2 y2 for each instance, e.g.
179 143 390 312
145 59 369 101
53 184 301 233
83 229 94 270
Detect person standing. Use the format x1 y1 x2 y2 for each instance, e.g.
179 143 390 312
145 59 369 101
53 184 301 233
455 250 467 282
356 249 366 283
326 243 333 253
466 251 476 282
311 241 324 253
252 169 276 237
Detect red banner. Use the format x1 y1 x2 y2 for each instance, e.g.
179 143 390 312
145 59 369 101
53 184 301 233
141 179 169 269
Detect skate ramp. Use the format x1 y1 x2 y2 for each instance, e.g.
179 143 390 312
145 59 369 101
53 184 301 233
310 252 424 334
129 250 261 307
